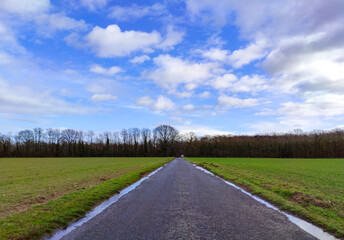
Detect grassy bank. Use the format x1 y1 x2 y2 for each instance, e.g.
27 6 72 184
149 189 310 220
187 158 344 239
0 157 171 240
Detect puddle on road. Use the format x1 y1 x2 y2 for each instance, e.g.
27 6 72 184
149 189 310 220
193 164 338 240
48 165 165 240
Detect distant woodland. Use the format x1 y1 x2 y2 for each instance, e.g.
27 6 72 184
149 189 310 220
0 125 344 158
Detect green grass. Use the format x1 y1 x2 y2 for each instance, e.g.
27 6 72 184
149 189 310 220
0 157 172 240
186 158 344 239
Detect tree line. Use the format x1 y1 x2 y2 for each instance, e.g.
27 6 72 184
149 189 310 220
0 125 344 158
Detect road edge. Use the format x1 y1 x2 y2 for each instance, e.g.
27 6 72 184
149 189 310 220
187 159 339 240
47 159 173 240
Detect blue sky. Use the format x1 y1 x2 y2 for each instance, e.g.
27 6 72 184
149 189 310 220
1 0 344 135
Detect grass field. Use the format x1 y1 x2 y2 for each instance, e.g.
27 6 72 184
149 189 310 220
187 158 344 238
0 157 171 240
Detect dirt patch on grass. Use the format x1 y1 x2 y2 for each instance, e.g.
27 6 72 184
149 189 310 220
209 163 219 167
261 182 274 189
290 191 335 208
198 162 220 170
139 170 151 177
197 162 210 170
34 195 46 203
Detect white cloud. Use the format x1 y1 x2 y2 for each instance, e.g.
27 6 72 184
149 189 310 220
278 93 344 118
0 52 14 65
176 125 234 136
35 12 88 33
211 74 237 89
85 24 162 57
174 91 194 98
230 75 269 93
136 96 154 106
147 54 220 96
0 0 50 16
0 78 88 115
199 42 267 68
0 40 95 117
130 55 150 64
108 3 165 20
86 78 121 95
263 38 344 94
63 69 78 74
254 92 344 133
218 95 259 109
201 48 230 61
83 24 183 58
157 25 185 50
153 95 176 111
80 0 107 11
0 22 25 53
64 32 83 47
90 93 117 102
247 118 325 135
146 54 268 99
199 91 210 98
136 95 176 112
228 39 267 68
185 83 198 91
183 104 194 111
210 74 269 94
0 1 88 38
0 23 16 46
187 0 343 35
90 64 122 75
1 0 343 134
186 0 344 129
186 0 344 78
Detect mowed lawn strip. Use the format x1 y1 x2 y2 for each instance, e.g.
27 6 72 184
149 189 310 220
0 157 172 240
187 158 344 239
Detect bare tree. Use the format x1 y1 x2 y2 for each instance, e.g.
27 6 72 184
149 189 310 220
76 130 84 142
121 129 128 144
154 125 179 156
141 128 151 156
113 131 120 144
33 128 44 144
86 130 95 143
2 127 344 158
132 128 140 156
61 129 78 144
51 129 61 144
46 128 54 144
16 130 34 144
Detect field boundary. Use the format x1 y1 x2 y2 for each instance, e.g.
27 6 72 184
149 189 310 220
186 158 343 239
191 162 338 240
0 158 173 240
49 161 170 239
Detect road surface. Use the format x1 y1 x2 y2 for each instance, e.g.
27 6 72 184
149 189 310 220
61 158 317 240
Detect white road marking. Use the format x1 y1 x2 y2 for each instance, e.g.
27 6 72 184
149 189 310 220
48 164 167 240
193 163 338 240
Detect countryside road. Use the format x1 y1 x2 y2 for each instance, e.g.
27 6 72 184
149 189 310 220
61 158 317 240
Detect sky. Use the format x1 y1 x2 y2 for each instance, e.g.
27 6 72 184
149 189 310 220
0 0 344 136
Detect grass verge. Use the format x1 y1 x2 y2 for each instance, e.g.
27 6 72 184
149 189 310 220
0 157 172 240
186 157 344 239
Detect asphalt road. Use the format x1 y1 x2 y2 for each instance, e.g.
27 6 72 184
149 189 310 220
61 158 317 240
